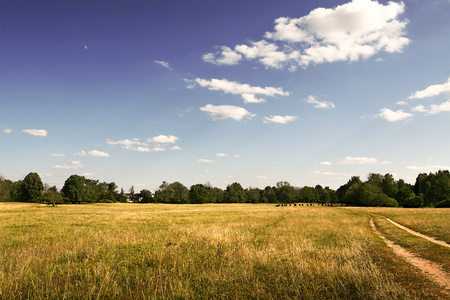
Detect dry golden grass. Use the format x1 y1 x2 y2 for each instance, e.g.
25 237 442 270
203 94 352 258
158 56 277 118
0 203 447 299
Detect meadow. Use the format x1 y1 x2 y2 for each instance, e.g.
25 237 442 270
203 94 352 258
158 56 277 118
0 203 449 299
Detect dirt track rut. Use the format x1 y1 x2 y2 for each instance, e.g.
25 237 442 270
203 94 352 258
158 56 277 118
369 218 450 293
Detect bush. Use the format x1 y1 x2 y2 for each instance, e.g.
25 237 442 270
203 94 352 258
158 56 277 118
402 195 424 208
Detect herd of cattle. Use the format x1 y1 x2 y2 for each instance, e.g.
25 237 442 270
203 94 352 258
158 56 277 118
276 203 333 207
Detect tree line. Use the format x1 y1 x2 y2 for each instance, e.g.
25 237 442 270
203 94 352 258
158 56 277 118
0 171 449 207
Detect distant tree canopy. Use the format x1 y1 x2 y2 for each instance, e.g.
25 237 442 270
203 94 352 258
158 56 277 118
1 170 449 207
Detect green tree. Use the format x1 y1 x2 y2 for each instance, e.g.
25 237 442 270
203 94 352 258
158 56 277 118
61 175 91 204
224 182 247 203
18 172 44 202
42 186 62 206
337 176 361 202
299 186 318 203
189 184 209 204
246 187 261 203
139 189 153 203
381 173 398 198
261 186 277 203
275 181 295 203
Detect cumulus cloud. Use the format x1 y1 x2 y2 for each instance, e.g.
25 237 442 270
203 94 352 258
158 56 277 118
305 95 335 109
170 146 182 151
194 78 289 103
76 150 110 157
408 76 450 99
204 0 409 69
338 156 378 165
319 161 333 166
52 161 83 170
203 46 242 65
22 129 48 137
200 104 255 121
154 60 173 70
376 108 413 121
263 115 297 124
2 128 12 133
148 135 179 144
198 158 215 163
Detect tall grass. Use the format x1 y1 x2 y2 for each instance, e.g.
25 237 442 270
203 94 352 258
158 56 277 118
0 203 443 299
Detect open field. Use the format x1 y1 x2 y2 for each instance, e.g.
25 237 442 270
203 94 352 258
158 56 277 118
0 203 449 299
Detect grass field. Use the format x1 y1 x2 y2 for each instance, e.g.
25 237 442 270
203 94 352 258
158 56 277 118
0 203 449 299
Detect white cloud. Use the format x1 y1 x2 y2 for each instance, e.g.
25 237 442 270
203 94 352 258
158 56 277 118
194 78 289 103
106 138 147 150
170 146 182 151
338 156 378 165
411 105 427 113
203 46 242 65
253 175 268 180
148 135 179 144
198 159 215 163
263 115 297 124
22 129 47 137
49 153 66 157
305 95 335 109
2 128 12 133
52 161 83 170
319 161 333 166
204 0 409 69
136 147 151 152
376 108 413 121
233 154 242 158
396 101 408 106
428 100 450 115
200 104 255 121
216 153 229 157
76 150 110 157
408 76 450 99
154 60 173 70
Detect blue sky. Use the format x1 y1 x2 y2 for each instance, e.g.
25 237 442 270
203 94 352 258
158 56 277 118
1 0 449 191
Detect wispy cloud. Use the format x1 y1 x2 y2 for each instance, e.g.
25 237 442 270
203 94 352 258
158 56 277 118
305 95 335 109
200 104 255 121
49 153 66 157
194 78 289 104
263 115 297 124
2 128 12 133
338 157 378 165
198 158 215 163
22 129 48 137
203 0 409 69
154 60 173 71
76 150 111 157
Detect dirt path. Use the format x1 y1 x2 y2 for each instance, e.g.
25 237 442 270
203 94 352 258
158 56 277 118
384 217 450 249
370 218 450 293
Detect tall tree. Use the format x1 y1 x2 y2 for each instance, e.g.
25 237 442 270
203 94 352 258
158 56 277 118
224 182 247 203
61 175 90 204
18 172 44 202
189 184 209 204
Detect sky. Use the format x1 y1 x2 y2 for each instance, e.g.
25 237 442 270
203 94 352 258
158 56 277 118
1 0 450 192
